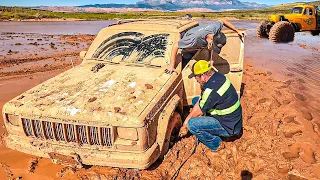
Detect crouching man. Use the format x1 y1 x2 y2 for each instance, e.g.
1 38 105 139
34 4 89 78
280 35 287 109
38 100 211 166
179 60 242 151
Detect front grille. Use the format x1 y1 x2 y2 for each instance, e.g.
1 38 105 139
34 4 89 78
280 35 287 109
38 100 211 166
101 127 113 146
22 119 113 147
43 121 54 140
22 119 33 137
33 120 44 139
78 125 88 145
54 123 65 141
66 124 76 143
89 126 100 145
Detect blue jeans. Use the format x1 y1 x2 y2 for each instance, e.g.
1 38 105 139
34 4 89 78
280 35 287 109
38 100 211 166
188 116 229 151
189 97 230 151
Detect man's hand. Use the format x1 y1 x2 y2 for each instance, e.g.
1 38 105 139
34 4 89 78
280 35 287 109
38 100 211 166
165 67 175 74
237 30 247 42
179 125 189 138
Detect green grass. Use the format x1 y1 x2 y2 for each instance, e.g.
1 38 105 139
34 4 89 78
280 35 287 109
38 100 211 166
0 1 319 21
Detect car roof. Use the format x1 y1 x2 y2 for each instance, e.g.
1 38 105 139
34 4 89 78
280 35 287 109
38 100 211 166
104 19 199 33
293 5 314 9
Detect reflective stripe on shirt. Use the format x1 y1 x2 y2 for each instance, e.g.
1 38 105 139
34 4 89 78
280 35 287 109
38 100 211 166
208 99 241 116
199 78 240 116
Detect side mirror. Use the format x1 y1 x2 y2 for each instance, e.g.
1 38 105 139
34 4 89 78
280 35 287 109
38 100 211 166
80 51 87 60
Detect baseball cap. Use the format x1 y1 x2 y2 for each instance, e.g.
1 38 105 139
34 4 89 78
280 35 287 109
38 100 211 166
208 32 226 54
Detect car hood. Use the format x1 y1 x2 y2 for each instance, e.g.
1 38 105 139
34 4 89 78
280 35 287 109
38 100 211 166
4 61 171 127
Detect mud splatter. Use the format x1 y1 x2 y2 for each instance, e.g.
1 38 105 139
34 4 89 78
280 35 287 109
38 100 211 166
114 107 121 113
57 167 76 178
145 84 153 89
28 158 41 173
88 97 97 103
0 163 13 178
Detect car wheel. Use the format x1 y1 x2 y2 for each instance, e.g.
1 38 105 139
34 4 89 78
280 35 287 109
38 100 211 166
159 112 182 158
256 21 268 38
269 21 295 43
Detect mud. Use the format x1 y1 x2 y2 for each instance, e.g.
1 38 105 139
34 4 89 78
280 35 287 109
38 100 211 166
28 158 40 174
0 163 13 178
0 21 320 179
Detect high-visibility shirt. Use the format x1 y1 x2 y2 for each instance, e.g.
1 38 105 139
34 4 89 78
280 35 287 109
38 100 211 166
199 72 242 135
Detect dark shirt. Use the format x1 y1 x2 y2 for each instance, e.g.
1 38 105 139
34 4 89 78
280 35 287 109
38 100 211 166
178 21 223 49
200 72 242 135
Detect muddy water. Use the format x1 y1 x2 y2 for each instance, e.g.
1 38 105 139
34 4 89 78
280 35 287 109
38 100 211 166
0 21 115 35
236 20 320 124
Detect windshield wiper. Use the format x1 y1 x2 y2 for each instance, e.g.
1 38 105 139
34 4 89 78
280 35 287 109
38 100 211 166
126 63 144 67
87 59 120 64
145 64 162 68
126 63 162 68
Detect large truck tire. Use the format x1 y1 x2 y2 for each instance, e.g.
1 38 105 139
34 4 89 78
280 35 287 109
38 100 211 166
256 21 268 38
269 21 295 43
310 30 320 36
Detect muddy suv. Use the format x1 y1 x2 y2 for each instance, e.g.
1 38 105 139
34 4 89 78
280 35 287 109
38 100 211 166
3 20 244 169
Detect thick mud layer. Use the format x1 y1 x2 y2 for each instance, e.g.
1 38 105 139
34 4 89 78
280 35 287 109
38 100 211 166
0 23 320 179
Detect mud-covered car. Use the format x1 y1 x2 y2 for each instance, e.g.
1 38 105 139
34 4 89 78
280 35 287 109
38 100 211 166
3 19 244 169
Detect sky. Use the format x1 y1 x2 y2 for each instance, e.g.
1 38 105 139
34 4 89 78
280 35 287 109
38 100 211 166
0 0 317 6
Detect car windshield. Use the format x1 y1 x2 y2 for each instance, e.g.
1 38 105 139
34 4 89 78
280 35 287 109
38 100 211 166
91 32 169 65
291 7 303 14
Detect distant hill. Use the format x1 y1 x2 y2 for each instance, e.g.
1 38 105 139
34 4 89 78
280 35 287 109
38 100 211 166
76 0 269 11
2 1 320 21
272 1 320 8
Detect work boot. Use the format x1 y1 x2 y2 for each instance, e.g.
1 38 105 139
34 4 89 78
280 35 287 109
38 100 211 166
204 142 226 160
214 142 226 152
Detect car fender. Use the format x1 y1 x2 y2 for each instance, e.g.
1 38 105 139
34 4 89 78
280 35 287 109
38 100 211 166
156 94 182 153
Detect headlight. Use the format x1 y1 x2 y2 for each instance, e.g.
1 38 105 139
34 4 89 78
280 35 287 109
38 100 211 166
5 114 20 126
117 127 138 141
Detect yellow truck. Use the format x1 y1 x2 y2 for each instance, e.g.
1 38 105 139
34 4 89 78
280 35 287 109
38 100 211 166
257 5 320 42
2 19 244 169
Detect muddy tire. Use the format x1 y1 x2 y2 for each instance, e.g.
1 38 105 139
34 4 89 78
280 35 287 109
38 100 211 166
256 21 268 38
269 21 295 43
159 112 182 158
310 30 320 36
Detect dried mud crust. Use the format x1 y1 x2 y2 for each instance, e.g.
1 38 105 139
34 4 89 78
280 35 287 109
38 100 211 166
57 63 320 180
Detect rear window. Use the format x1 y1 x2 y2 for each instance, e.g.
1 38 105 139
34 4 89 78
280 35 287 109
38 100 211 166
92 32 169 63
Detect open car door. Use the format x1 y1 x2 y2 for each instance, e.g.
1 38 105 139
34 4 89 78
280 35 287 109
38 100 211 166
182 30 245 106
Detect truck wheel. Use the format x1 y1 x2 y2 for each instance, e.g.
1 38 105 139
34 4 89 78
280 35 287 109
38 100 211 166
269 21 295 43
159 112 182 158
310 30 320 36
256 21 268 38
